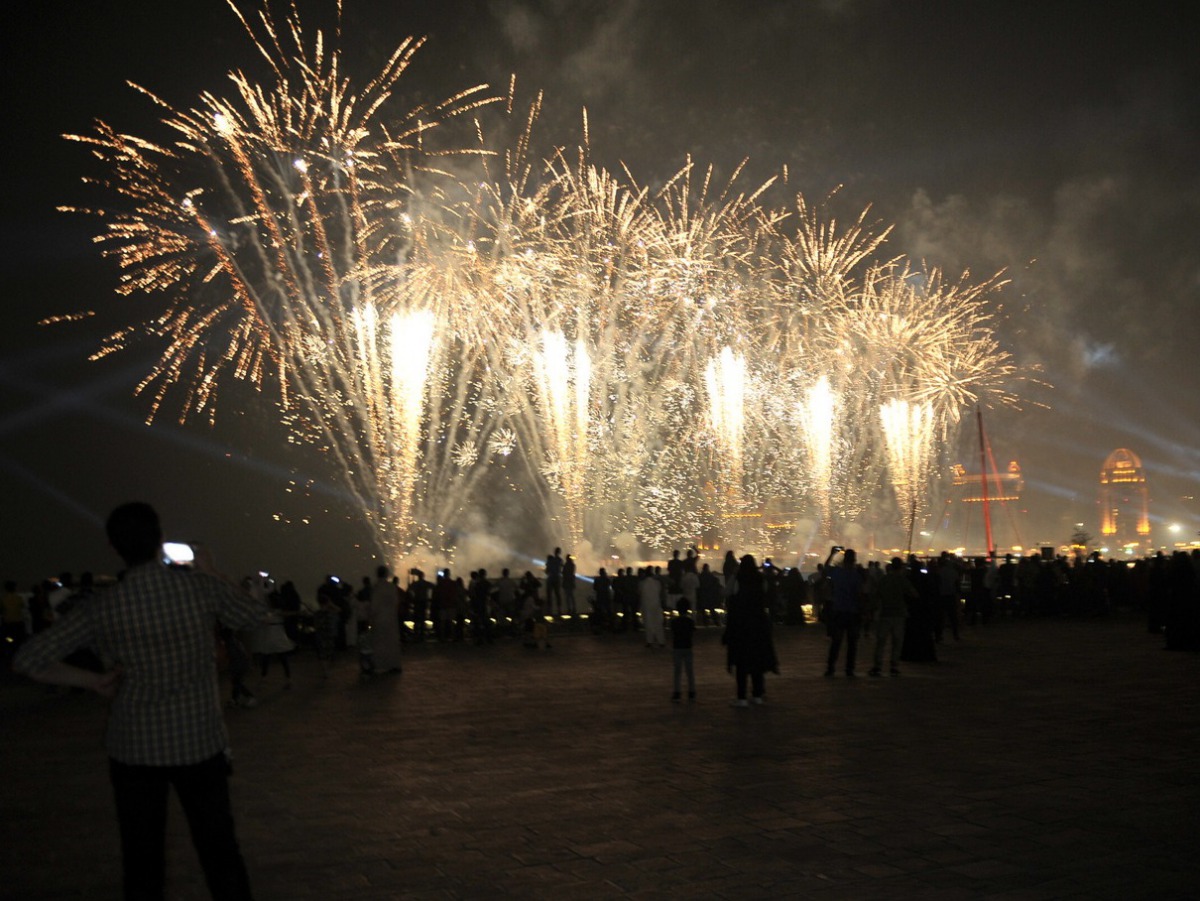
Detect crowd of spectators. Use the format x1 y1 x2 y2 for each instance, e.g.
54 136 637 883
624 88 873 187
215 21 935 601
7 546 1199 679
6 518 1197 900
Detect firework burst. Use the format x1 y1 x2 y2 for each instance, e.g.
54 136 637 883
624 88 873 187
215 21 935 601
61 1 1027 560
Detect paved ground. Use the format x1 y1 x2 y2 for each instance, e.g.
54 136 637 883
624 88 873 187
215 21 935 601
4 612 1200 900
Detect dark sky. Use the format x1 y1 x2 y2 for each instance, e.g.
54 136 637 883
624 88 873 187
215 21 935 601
3 0 1199 591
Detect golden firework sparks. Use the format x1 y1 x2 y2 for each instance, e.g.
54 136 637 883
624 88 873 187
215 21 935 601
61 1 1028 559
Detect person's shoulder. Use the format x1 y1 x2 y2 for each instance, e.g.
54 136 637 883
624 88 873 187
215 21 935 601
119 560 189 592
174 568 227 590
171 569 258 608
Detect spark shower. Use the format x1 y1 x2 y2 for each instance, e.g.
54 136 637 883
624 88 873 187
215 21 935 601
62 2 1020 564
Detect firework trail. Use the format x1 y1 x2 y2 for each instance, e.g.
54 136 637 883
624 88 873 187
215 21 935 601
798 375 838 538
880 399 936 552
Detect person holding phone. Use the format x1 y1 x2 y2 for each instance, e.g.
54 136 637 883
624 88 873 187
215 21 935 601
823 545 865 677
14 502 265 900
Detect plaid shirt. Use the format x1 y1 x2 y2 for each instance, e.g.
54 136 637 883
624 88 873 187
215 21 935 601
14 561 265 766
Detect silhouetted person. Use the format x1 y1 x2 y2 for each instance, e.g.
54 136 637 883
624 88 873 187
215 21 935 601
562 555 577 616
1164 551 1200 651
824 546 865 677
722 550 739 597
698 564 723 626
14 502 263 900
277 580 302 643
670 600 697 702
371 565 404 669
544 548 564 616
935 552 962 640
668 549 684 595
1148 552 1169 634
408 570 433 642
869 558 917 676
783 567 808 626
900 556 939 663
469 568 493 646
592 567 613 633
640 568 666 647
615 568 639 631
722 555 778 705
493 569 517 634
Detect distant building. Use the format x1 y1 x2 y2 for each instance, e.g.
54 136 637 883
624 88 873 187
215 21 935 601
1099 448 1150 551
952 459 1024 505
937 459 1026 552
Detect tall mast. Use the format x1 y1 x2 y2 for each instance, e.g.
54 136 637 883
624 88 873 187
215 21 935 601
976 405 995 557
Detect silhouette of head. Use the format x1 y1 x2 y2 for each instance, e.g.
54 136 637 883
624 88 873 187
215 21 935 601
106 502 163 567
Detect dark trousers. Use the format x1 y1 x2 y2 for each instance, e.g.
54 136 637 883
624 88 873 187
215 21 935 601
1 621 26 667
109 753 252 901
937 595 960 640
545 578 563 614
826 611 860 673
734 665 764 700
619 596 637 631
259 652 291 678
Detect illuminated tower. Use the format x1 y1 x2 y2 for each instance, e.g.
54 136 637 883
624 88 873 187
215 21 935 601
1099 449 1150 548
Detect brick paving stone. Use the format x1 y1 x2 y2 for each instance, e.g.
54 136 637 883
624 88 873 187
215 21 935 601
4 613 1200 898
947 858 1027 878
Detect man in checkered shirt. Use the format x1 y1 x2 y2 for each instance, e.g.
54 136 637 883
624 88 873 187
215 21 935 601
15 501 265 900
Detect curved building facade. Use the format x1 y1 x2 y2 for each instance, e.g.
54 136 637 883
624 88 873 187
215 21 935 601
1099 448 1150 549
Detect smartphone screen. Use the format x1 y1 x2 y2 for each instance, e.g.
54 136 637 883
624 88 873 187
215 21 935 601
163 542 195 567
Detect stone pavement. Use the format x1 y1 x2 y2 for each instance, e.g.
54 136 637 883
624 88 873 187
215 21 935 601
4 613 1199 900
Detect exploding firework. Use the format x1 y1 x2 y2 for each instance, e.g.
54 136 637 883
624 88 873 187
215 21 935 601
529 330 593 547
797 375 838 538
62 1 504 561
880 399 937 552
61 1 1024 562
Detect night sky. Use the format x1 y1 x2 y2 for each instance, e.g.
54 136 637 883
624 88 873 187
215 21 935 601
3 0 1199 593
